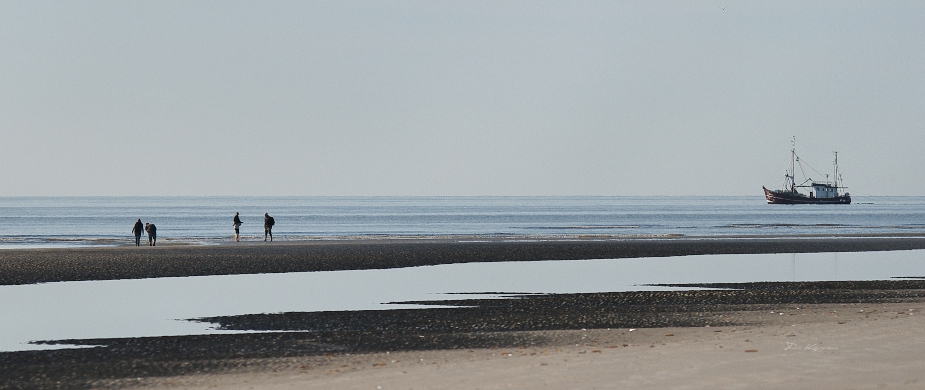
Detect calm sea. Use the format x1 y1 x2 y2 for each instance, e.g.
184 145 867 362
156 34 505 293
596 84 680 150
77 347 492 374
0 196 923 248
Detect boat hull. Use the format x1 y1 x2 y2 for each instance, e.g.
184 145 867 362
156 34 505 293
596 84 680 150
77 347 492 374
763 187 851 205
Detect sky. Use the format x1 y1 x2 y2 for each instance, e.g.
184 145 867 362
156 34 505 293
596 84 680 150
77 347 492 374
1 1 922 196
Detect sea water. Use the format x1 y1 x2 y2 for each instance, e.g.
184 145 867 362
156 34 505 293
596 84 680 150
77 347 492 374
0 196 924 248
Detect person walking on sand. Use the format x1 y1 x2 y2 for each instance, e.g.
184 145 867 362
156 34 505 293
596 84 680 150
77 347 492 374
144 222 157 246
131 219 144 246
233 212 243 242
264 213 275 242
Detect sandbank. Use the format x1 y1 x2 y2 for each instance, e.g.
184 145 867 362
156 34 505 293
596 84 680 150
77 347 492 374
2 236 925 285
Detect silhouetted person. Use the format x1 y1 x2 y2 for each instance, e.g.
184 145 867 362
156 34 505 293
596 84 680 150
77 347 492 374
264 213 275 241
131 219 144 246
144 223 157 246
233 212 243 242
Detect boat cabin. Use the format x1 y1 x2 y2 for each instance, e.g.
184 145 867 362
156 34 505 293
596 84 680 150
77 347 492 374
811 183 838 198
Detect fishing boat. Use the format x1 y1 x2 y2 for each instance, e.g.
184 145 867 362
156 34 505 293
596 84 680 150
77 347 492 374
763 138 851 204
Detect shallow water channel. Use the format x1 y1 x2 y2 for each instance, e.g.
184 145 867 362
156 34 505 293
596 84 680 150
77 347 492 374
2 250 924 352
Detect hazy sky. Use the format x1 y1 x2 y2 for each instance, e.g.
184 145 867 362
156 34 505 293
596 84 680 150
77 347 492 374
1 1 922 196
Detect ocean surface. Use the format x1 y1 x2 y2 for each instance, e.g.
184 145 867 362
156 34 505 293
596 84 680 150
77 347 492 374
1 196 924 248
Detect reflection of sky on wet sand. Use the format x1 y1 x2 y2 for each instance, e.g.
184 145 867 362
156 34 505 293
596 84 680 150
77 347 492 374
2 250 924 352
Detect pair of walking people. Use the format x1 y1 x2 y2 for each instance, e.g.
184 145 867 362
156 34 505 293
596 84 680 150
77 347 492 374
233 212 275 242
131 219 157 246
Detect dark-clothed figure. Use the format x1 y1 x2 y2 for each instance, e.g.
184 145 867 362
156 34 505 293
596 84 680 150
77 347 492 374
144 223 157 246
264 213 275 242
131 219 144 246
233 212 243 242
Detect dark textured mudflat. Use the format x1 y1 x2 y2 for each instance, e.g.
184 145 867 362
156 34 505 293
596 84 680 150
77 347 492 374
3 236 925 285
195 280 925 333
3 279 925 389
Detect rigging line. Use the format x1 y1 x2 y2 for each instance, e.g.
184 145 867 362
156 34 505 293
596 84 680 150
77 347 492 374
764 159 791 187
795 154 826 180
764 168 787 188
805 162 826 179
797 160 810 182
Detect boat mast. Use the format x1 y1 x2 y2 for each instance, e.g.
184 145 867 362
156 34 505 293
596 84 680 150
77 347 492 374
833 152 841 195
789 136 796 192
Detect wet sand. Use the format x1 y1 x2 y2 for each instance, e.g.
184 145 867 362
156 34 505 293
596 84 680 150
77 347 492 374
3 236 925 286
2 237 925 389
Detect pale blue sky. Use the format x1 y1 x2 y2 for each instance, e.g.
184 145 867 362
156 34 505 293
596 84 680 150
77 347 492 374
1 1 922 196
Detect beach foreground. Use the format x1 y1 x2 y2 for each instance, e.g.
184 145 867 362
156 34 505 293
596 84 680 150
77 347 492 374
2 237 925 389
134 301 925 390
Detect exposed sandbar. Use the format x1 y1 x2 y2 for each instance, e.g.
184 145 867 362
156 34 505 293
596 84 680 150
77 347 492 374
2 236 925 285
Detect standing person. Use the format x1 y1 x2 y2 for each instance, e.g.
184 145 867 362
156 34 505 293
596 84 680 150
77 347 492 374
233 212 243 242
144 222 157 246
131 219 144 246
264 213 275 242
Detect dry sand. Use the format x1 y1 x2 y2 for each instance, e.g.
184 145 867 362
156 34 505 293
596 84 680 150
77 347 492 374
129 301 925 389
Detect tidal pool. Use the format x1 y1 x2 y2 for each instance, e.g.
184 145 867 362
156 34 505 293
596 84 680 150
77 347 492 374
1 250 923 351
